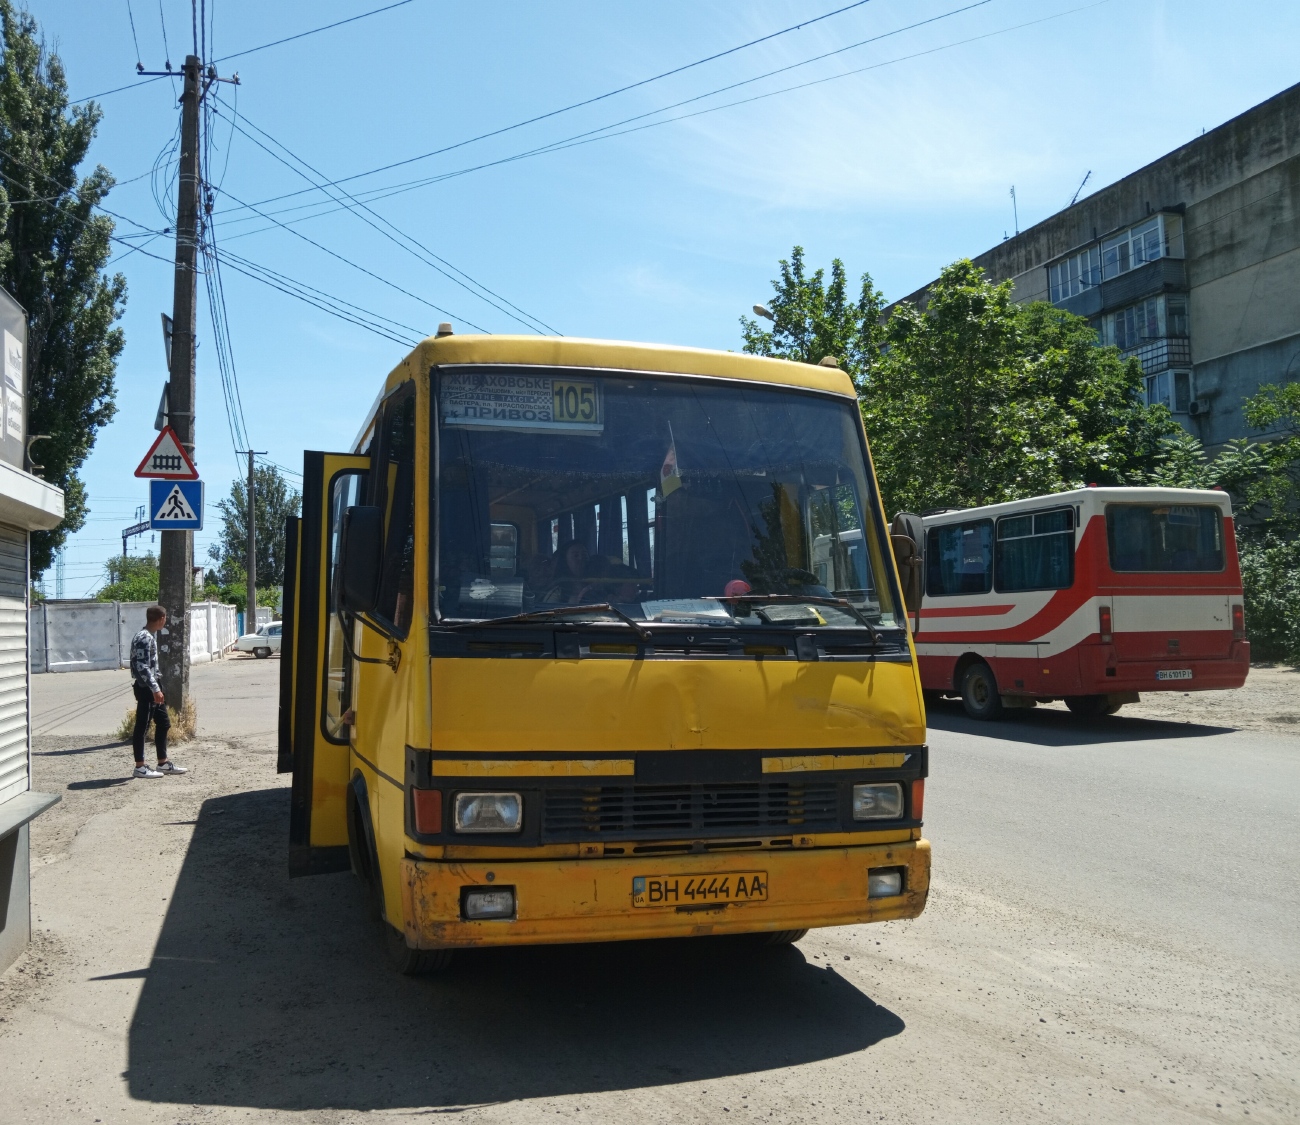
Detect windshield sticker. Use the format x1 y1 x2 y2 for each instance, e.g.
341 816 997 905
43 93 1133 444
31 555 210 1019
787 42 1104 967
640 598 733 624
441 370 603 433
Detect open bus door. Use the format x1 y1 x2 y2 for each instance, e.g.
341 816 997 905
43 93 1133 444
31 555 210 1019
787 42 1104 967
278 451 369 877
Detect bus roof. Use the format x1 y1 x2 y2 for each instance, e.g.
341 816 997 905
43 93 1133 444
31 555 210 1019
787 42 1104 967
353 334 857 451
920 485 1234 524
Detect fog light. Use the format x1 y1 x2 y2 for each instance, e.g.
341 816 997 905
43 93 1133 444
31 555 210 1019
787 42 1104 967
453 792 522 833
853 783 903 820
868 868 904 898
463 887 516 920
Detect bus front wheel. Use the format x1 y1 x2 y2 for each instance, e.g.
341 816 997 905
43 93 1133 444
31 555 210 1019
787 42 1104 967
1064 695 1123 718
960 662 1003 721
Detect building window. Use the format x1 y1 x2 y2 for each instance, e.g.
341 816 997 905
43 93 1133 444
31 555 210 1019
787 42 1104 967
1099 214 1184 281
1049 245 1101 303
1100 294 1188 352
1145 370 1194 413
1166 295 1189 338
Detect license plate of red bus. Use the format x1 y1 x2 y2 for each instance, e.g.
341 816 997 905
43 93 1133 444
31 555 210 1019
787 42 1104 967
632 872 767 907
1156 669 1193 681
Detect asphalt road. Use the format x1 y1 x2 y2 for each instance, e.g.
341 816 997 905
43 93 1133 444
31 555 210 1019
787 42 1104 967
1 664 1295 1124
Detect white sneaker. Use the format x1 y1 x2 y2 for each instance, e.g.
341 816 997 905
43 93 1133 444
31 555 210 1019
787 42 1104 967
157 761 187 774
134 764 163 779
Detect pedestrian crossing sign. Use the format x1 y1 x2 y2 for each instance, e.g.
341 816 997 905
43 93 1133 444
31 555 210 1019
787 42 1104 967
149 478 203 530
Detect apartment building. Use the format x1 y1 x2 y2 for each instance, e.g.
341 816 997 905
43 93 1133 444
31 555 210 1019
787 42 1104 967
890 82 1300 449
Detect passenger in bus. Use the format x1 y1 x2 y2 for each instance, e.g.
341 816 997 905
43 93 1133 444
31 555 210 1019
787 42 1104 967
542 539 590 603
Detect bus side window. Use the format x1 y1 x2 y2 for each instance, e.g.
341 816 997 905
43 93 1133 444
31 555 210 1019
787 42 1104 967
372 388 417 635
925 520 993 596
995 507 1075 592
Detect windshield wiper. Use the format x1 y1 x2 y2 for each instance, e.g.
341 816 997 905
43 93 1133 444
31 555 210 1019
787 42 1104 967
444 602 651 642
708 594 880 645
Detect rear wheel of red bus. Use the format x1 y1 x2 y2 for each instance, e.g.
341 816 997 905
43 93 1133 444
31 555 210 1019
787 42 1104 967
960 662 1003 721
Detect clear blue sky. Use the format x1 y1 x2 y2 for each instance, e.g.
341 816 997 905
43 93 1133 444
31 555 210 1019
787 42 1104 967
30 0 1300 596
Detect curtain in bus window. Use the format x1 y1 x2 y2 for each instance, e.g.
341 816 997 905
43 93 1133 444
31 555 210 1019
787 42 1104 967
926 520 992 596
1106 504 1224 572
996 508 1074 592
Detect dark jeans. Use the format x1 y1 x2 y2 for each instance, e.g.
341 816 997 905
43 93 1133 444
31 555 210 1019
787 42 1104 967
132 682 170 763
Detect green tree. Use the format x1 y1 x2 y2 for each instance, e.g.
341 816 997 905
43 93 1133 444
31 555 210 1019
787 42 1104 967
740 246 885 389
0 3 126 576
207 464 301 590
97 553 158 602
861 260 1178 514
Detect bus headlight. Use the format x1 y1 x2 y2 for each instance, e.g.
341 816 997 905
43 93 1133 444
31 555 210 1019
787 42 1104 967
852 783 903 820
453 792 523 833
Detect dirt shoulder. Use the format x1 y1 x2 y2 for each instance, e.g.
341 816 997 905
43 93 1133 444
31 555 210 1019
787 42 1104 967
1046 663 1300 736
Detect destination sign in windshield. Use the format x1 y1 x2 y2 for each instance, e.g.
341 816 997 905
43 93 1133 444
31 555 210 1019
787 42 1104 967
441 369 603 433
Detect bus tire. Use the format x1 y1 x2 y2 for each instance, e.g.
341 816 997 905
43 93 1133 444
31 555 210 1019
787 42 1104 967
384 924 454 976
1065 695 1122 718
762 929 809 946
960 662 1003 720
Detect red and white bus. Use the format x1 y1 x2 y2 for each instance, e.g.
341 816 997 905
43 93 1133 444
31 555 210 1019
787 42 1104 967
907 486 1250 719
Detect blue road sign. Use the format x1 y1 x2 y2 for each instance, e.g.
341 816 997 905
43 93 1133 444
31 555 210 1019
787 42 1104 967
149 478 203 530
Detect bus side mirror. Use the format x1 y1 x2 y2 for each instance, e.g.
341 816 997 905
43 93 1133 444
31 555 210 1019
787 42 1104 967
338 504 383 614
890 534 924 612
890 511 925 613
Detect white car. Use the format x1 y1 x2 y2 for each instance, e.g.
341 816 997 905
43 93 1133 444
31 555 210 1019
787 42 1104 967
235 621 283 658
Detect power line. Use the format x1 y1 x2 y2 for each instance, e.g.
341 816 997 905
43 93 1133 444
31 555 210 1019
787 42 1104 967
212 0 418 63
158 0 173 69
226 0 1097 232
214 0 998 230
209 178 490 332
211 100 558 334
125 0 143 68
216 0 884 217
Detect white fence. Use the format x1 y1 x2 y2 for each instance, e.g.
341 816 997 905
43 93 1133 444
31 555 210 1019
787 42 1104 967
29 600 239 674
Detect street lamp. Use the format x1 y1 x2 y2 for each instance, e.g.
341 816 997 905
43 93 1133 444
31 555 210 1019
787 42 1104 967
753 304 774 320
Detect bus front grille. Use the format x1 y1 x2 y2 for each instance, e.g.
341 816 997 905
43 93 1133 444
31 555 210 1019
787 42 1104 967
542 781 840 841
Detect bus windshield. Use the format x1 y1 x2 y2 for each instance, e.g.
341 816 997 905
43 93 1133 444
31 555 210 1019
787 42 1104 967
436 368 897 628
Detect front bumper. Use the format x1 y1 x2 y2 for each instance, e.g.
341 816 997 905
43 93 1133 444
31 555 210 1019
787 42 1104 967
400 838 930 949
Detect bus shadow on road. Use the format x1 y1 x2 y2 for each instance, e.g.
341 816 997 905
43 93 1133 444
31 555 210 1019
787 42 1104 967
926 700 1239 745
127 787 903 1111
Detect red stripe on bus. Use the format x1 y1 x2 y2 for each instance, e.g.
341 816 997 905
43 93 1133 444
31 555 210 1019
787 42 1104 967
917 604 1015 618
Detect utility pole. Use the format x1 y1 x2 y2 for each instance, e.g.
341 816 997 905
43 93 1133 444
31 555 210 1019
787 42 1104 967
244 449 266 633
157 54 202 712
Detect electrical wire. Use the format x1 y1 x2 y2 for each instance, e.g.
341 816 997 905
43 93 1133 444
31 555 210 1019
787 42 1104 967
221 0 1092 235
126 0 143 68
215 0 885 216
210 100 557 334
214 0 996 227
158 0 173 69
212 0 418 63
209 178 490 332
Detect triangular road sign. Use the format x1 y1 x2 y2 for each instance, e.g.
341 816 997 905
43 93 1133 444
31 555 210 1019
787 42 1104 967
134 425 198 479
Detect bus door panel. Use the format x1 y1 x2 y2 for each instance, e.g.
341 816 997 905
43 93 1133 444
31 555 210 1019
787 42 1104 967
277 515 301 774
288 451 370 878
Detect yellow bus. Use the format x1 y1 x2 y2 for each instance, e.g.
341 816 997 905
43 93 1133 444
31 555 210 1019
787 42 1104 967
279 331 930 973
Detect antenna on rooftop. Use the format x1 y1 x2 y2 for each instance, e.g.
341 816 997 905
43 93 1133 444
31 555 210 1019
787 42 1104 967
1070 171 1092 208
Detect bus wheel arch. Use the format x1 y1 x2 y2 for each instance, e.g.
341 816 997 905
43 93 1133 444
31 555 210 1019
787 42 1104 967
348 771 453 976
958 659 1003 721
951 652 986 694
